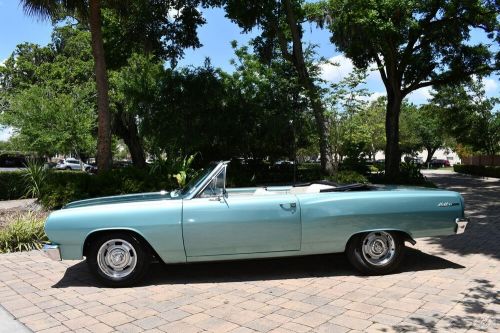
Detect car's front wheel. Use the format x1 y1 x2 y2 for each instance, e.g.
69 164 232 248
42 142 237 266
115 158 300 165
87 233 151 287
346 231 405 275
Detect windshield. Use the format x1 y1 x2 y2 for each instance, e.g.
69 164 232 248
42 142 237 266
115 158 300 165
180 163 218 196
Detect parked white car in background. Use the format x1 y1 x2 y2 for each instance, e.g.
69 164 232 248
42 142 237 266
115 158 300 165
55 158 90 171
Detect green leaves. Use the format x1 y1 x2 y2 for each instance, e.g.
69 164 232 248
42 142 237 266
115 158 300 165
0 25 97 158
2 85 96 157
432 79 499 155
0 212 48 254
21 158 49 199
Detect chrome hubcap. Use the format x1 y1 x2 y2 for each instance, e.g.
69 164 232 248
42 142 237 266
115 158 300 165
97 239 137 279
362 231 396 266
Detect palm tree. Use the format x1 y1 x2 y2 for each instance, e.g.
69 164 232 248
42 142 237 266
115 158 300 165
21 0 112 172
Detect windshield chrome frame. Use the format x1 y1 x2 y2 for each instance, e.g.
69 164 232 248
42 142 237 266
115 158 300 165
183 161 229 200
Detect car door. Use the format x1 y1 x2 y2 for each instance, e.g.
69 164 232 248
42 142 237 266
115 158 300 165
182 169 301 257
71 160 82 170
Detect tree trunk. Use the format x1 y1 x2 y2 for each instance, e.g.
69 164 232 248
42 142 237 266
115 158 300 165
385 94 402 178
425 147 437 164
113 110 147 168
89 0 112 172
281 0 333 175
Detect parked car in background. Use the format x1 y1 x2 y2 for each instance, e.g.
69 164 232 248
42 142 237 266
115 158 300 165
43 161 468 287
113 160 133 169
55 158 90 171
407 157 424 166
428 159 451 168
85 163 98 174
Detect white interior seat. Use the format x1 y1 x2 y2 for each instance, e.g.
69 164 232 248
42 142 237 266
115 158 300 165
289 184 335 194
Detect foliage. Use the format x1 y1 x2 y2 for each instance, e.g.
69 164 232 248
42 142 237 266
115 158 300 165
149 153 198 187
22 159 49 198
101 1 212 69
37 154 200 209
400 103 448 162
0 172 26 200
0 26 97 158
329 170 368 184
1 86 96 158
222 0 336 173
326 69 373 166
453 165 500 178
369 162 435 187
432 79 500 155
0 212 48 253
133 44 316 164
38 168 176 209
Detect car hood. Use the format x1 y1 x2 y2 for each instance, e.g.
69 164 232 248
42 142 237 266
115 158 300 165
63 191 180 209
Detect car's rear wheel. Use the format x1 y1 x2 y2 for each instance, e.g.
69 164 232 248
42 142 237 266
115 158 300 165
346 231 405 275
87 233 150 287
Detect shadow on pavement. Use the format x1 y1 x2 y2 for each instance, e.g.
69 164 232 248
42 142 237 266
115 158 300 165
392 278 499 332
426 173 500 260
52 248 464 288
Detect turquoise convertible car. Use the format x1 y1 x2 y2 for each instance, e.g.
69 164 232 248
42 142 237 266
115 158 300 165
43 161 468 286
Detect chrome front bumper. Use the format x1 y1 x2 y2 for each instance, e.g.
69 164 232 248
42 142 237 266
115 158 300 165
42 244 62 261
455 218 469 234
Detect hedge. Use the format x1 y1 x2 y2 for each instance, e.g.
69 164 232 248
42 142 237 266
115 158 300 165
453 164 500 178
0 172 27 200
1 163 370 209
38 168 178 209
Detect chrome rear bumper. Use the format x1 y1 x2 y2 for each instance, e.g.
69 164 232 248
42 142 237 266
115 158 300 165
42 244 62 261
455 218 469 234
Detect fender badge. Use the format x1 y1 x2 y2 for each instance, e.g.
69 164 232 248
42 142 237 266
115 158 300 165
437 202 459 207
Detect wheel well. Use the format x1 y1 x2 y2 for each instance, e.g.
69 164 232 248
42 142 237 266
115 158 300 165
83 229 159 260
345 230 416 251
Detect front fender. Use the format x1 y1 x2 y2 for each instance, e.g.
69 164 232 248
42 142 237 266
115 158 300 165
45 199 186 263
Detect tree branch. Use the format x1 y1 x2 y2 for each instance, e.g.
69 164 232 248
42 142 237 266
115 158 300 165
374 54 389 89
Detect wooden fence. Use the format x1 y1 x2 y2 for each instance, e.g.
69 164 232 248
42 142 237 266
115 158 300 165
461 155 500 166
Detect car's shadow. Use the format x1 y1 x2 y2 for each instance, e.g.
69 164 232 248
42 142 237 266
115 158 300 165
52 248 464 288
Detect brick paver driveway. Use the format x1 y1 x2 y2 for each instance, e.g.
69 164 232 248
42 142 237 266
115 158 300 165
0 172 498 333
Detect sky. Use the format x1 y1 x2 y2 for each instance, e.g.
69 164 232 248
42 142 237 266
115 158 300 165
1 2 499 141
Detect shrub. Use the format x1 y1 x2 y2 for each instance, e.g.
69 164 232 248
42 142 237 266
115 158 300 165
329 170 368 184
0 172 26 200
22 159 49 198
369 162 436 187
38 167 179 209
0 212 48 253
453 165 500 178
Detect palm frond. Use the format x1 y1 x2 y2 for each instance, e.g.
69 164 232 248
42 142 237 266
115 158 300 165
20 0 56 18
20 0 88 19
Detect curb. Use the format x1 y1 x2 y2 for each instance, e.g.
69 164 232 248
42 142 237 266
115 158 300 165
0 305 32 333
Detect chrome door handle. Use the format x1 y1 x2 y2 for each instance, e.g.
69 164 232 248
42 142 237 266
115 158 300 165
280 203 297 209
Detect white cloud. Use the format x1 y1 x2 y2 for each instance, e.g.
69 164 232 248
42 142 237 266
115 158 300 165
319 54 354 83
320 54 382 89
365 91 386 103
407 86 433 104
0 58 6 67
483 78 498 93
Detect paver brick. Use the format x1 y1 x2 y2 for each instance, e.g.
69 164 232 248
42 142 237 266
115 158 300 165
329 314 373 330
95 311 134 326
62 315 99 330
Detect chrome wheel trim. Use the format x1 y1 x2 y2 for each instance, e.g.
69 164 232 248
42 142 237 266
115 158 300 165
361 231 396 266
97 239 137 279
